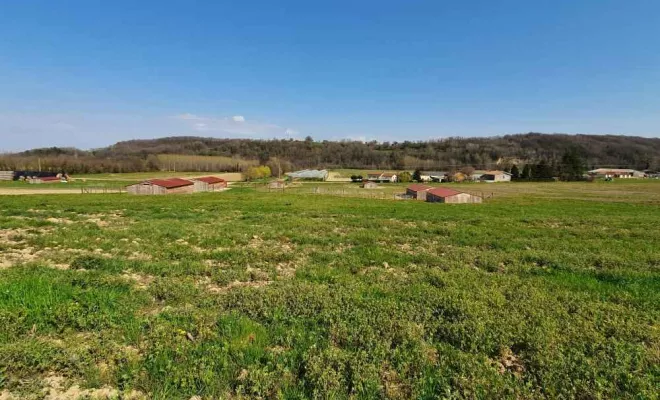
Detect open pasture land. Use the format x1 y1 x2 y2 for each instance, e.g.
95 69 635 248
285 179 660 203
73 172 244 183
0 182 659 399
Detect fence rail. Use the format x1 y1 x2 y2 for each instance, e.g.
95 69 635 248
263 184 493 202
80 186 125 194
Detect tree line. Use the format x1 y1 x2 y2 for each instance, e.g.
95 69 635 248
1 133 658 175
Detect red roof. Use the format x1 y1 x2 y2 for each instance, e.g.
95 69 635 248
427 187 463 198
147 178 193 189
381 173 395 177
407 184 432 193
194 176 226 184
40 176 61 181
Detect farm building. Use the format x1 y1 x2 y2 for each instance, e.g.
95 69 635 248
426 187 482 204
191 176 227 192
126 178 194 195
268 180 286 190
420 171 448 182
480 171 512 182
10 171 64 181
588 168 645 179
406 184 433 200
286 169 329 181
0 171 13 181
362 181 379 189
367 172 398 183
29 174 69 184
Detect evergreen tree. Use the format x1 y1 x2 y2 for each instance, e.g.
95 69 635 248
510 164 520 179
521 164 532 179
412 169 422 182
560 148 586 181
534 159 554 179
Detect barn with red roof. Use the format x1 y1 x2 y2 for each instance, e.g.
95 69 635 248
126 178 195 195
191 176 228 192
425 187 482 204
406 184 433 200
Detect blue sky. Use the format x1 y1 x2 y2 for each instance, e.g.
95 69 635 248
1 0 659 151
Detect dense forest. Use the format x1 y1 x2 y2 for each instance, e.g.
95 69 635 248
1 133 659 174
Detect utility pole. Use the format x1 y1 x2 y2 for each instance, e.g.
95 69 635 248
38 158 42 172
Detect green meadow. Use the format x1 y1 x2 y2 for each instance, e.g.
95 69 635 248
0 181 658 399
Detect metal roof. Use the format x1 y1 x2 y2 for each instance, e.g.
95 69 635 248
194 176 226 184
427 187 463 198
147 178 194 189
286 169 329 179
407 184 432 192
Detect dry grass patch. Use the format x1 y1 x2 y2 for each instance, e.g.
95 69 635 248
121 271 155 289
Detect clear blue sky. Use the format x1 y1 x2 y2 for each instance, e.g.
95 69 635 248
1 0 659 151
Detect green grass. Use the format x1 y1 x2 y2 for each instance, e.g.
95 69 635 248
0 182 658 398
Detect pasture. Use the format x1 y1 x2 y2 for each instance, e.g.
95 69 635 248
0 181 658 399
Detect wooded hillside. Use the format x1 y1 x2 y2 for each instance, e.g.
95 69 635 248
1 133 658 174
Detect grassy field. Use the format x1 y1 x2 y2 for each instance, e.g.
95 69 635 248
0 181 659 399
72 172 244 182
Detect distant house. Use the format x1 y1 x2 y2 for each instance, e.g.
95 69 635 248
588 168 645 179
191 176 227 192
426 187 482 204
126 178 194 195
406 184 433 200
367 172 398 183
362 181 379 189
470 171 487 181
420 171 448 182
480 171 512 182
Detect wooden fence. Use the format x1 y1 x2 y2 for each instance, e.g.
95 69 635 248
80 186 125 194
271 185 494 202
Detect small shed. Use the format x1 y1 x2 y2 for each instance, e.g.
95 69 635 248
362 181 379 189
426 187 482 204
126 178 194 195
192 176 227 192
0 171 14 181
268 180 286 190
406 184 432 200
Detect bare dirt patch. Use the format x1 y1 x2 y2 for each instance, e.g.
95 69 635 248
204 279 273 294
46 217 74 225
122 272 155 289
0 374 145 400
494 347 525 377
1 247 41 269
